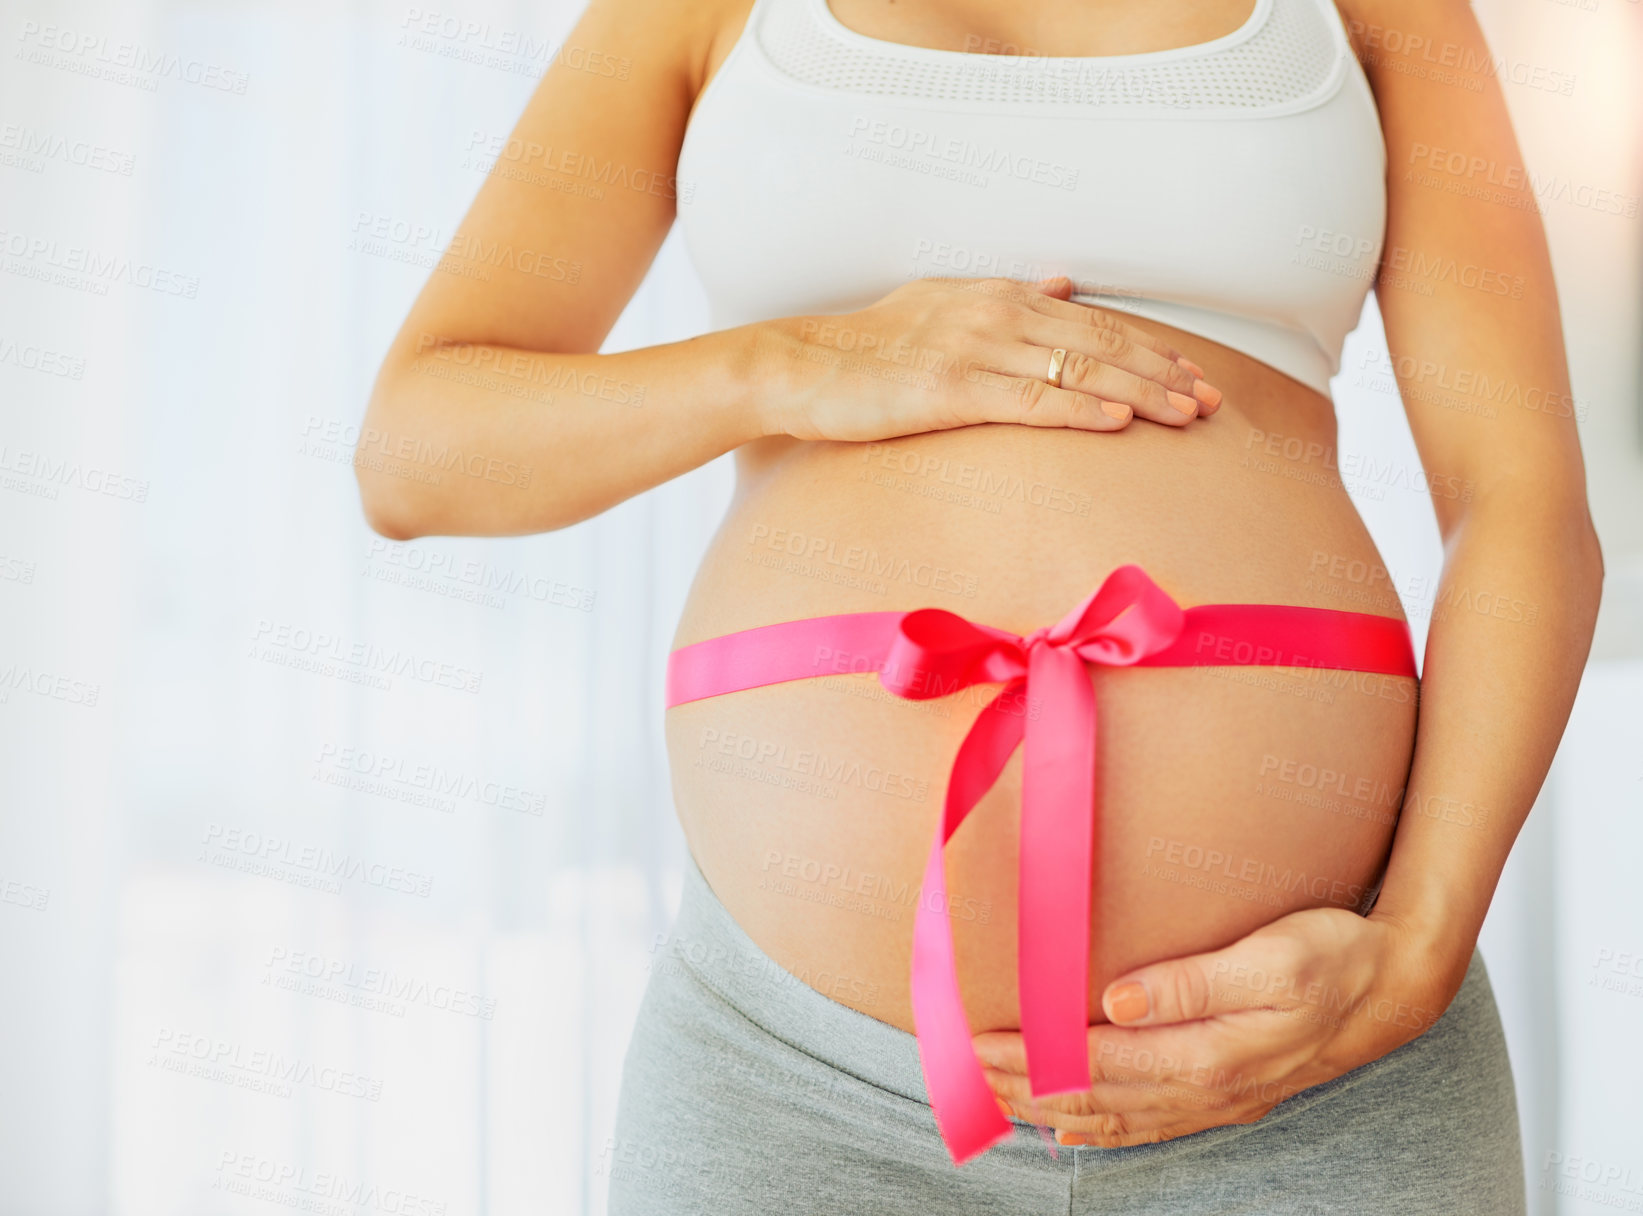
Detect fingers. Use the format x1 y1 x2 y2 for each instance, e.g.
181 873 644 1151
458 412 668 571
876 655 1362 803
973 1022 1206 1085
1054 1121 1205 1149
1017 278 1218 399
1049 1110 1267 1149
1029 275 1075 302
986 1069 1266 1148
982 338 1204 428
974 1018 1288 1090
1008 276 1178 360
982 1038 1295 1148
1103 962 1213 1026
984 1068 1198 1120
1102 932 1312 1027
955 274 1186 369
1026 316 1221 418
970 1029 1031 1074
949 276 1223 421
953 359 1136 432
927 275 1228 432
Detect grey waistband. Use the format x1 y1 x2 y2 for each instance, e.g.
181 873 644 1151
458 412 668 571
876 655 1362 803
668 851 934 1104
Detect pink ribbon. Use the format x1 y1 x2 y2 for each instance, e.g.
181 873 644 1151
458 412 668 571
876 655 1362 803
663 564 1417 1166
875 564 1186 1162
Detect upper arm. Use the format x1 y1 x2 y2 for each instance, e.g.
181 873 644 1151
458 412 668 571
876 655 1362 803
1335 0 1590 535
386 0 720 363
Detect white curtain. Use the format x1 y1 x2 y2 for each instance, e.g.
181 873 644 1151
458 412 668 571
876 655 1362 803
1 0 1638 1213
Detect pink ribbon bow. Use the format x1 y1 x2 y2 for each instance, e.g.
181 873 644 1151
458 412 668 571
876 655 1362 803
664 564 1418 1165
877 564 1187 1164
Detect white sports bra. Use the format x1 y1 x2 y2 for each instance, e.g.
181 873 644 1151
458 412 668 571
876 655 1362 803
674 0 1387 399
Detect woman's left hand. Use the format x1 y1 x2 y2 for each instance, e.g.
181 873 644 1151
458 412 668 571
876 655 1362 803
971 905 1469 1147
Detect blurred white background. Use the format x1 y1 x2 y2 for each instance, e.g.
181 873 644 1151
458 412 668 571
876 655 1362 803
1 0 1639 1212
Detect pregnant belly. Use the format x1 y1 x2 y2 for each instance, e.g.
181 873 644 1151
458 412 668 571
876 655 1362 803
664 338 1418 1034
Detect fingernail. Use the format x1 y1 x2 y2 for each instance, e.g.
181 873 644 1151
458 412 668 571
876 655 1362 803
1107 981 1150 1023
1057 1132 1090 1146
1191 379 1223 409
1166 390 1197 416
996 1098 1015 1121
1175 355 1206 378
1100 400 1129 421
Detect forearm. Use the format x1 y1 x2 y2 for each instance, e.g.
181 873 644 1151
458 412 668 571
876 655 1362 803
1371 485 1603 987
354 322 776 538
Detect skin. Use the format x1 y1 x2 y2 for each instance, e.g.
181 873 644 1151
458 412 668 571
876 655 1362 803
355 0 1603 1155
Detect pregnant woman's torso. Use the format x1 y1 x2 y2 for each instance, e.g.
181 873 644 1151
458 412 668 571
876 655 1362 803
663 0 1417 1034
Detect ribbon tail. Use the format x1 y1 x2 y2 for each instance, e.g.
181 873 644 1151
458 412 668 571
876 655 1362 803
1019 645 1098 1096
911 681 1028 1165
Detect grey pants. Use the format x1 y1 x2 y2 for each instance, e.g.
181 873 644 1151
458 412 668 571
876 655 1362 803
605 854 1527 1214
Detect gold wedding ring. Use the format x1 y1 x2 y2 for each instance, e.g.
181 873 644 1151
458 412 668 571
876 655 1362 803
1046 347 1068 388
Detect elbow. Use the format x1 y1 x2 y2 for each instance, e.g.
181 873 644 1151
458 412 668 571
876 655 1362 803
1556 486 1605 592
353 436 431 542
354 371 433 541
1579 511 1605 595
358 483 425 542
1571 513 1604 644
1455 473 1605 581
1552 498 1605 604
1546 497 1605 613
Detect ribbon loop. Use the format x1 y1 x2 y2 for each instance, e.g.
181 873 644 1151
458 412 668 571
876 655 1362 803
879 608 1025 701
1049 564 1188 664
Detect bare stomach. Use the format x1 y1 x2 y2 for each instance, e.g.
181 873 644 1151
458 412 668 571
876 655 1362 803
664 318 1418 1035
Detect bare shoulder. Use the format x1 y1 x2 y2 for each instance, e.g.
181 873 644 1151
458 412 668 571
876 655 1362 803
564 0 724 93
1324 0 1480 68
573 0 757 117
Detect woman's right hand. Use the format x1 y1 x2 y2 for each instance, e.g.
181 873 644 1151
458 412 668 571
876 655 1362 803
752 275 1224 444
